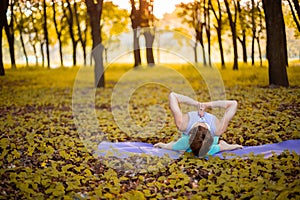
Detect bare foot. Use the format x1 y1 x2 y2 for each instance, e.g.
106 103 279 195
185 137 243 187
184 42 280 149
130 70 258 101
219 140 243 151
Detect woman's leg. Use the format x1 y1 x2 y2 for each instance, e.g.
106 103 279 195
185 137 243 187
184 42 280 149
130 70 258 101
219 140 243 151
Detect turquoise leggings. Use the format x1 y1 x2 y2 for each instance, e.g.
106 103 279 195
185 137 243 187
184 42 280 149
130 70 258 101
172 134 220 156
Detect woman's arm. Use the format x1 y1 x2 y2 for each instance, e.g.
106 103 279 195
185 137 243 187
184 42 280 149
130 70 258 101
202 100 238 136
169 92 199 131
153 141 175 150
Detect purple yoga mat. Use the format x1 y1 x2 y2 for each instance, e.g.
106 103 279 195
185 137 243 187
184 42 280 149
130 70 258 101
96 140 300 160
96 141 183 159
212 139 300 159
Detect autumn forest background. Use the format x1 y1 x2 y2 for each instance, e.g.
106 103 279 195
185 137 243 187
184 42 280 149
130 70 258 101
0 0 300 199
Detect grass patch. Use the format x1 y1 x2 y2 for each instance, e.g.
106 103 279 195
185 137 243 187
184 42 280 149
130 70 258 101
0 64 299 199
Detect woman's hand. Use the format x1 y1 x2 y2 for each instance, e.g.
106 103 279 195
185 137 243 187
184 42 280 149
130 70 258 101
153 142 164 148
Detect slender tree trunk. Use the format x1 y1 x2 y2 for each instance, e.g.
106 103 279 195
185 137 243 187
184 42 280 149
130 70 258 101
133 28 141 67
43 0 50 68
238 32 247 63
130 0 141 68
144 28 155 66
262 0 289 87
4 2 16 69
251 0 256 66
82 15 89 66
20 32 28 67
200 43 206 66
224 0 238 70
65 0 77 66
74 2 86 66
40 42 45 68
256 36 262 67
29 34 38 67
194 42 198 63
217 27 225 68
86 0 105 88
52 0 64 67
210 0 225 68
287 0 300 32
237 1 247 64
17 4 28 67
205 0 212 66
197 27 206 65
0 29 4 75
251 34 255 65
0 0 8 75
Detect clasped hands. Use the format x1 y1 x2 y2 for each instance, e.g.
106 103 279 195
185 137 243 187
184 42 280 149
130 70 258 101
197 102 207 117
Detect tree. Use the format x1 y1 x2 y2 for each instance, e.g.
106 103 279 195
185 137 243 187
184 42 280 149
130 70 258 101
210 0 225 68
0 0 9 75
52 0 67 67
140 0 155 66
255 4 264 67
130 0 155 67
177 2 206 64
15 1 29 67
86 0 105 88
64 0 78 66
43 0 50 68
101 2 129 63
74 0 88 66
4 0 16 69
204 0 212 66
287 0 300 32
237 0 248 64
224 0 238 70
262 0 289 87
130 0 142 67
250 0 257 66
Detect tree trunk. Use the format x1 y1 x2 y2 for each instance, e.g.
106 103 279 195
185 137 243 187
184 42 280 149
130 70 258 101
256 36 263 67
144 29 155 66
238 31 247 63
20 32 28 67
196 27 206 66
82 15 89 66
133 28 141 67
4 1 16 69
217 27 225 68
43 0 50 68
205 0 212 66
86 0 105 88
130 1 142 68
251 0 256 66
224 0 238 70
251 34 255 66
52 0 64 67
65 0 77 67
262 0 289 87
0 0 7 75
210 0 225 68
74 2 86 66
17 4 28 67
194 42 198 63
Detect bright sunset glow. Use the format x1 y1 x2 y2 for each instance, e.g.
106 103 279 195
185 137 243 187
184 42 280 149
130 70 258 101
108 0 193 19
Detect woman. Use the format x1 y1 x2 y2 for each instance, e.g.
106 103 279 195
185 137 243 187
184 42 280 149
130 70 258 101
154 92 242 157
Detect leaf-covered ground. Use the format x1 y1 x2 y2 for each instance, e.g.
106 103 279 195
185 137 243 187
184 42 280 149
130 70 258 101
0 64 299 199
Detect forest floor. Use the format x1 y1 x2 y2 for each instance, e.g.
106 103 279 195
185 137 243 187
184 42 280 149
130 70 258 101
0 63 299 199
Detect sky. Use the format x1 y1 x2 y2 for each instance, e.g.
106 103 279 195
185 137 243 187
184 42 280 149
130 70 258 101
108 0 193 19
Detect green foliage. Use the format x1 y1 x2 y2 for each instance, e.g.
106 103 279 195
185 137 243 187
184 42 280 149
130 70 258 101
0 64 299 199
